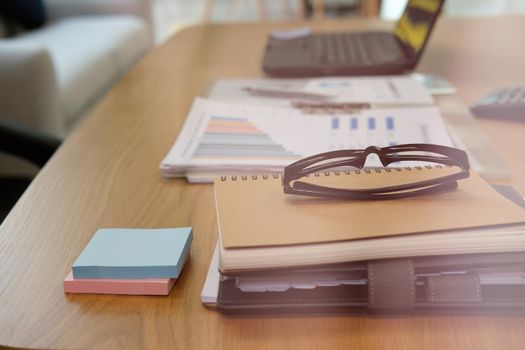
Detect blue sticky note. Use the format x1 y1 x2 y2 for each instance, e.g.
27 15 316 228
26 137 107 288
72 228 193 279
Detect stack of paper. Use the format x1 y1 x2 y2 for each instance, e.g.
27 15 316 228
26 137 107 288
160 96 454 183
64 228 193 295
160 76 454 183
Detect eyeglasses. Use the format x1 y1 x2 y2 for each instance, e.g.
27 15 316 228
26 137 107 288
282 144 470 200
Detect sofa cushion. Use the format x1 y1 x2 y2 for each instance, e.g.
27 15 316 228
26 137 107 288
15 15 149 129
0 0 46 32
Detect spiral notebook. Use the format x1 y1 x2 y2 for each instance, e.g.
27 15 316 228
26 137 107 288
214 167 525 272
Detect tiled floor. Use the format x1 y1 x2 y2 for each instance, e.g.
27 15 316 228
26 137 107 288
153 0 525 43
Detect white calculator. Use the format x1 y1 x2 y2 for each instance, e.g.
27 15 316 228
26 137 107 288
470 87 525 120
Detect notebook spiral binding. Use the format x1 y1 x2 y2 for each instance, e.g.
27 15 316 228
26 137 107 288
220 165 446 181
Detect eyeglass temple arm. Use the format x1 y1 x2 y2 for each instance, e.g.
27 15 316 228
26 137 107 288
383 144 470 168
380 155 468 168
287 154 467 183
289 179 459 200
290 168 468 195
292 157 367 179
284 150 366 180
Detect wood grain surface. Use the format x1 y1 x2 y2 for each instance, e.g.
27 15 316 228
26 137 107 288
1 15 525 350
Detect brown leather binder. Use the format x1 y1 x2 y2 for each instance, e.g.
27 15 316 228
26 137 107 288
217 252 525 314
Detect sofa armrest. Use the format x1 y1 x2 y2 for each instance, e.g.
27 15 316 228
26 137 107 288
45 0 154 45
44 0 153 27
0 42 62 137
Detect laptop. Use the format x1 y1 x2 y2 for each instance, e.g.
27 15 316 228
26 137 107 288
262 0 445 77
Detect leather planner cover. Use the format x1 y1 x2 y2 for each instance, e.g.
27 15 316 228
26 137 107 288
217 252 525 314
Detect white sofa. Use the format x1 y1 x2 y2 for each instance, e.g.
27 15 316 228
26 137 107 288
0 0 153 138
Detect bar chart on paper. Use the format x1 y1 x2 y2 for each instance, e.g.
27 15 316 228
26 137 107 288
192 116 301 159
326 111 438 150
160 98 454 181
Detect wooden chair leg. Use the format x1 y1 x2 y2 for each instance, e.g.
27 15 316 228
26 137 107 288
312 0 325 20
202 0 215 22
257 0 268 21
360 0 381 17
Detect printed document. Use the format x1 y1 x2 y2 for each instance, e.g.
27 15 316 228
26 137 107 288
206 76 434 108
160 98 454 182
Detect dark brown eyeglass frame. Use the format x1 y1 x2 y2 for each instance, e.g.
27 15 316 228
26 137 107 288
282 144 470 200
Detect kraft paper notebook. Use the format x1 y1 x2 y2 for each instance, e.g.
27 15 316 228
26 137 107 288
214 167 525 272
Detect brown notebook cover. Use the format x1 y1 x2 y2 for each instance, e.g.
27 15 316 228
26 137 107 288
214 167 525 272
215 168 525 248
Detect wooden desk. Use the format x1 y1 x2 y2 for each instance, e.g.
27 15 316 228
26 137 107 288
1 15 525 349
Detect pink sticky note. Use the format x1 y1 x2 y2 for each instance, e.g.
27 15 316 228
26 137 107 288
63 272 176 295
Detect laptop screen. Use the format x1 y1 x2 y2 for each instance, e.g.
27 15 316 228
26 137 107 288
393 0 445 56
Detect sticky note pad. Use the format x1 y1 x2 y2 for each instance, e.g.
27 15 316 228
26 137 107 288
64 272 177 295
72 227 193 279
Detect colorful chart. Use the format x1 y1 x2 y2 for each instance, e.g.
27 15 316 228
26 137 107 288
192 116 301 159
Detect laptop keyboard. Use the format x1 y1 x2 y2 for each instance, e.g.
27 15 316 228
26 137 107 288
312 33 405 66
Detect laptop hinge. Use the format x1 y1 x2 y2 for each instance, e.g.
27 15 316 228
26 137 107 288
394 36 416 65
